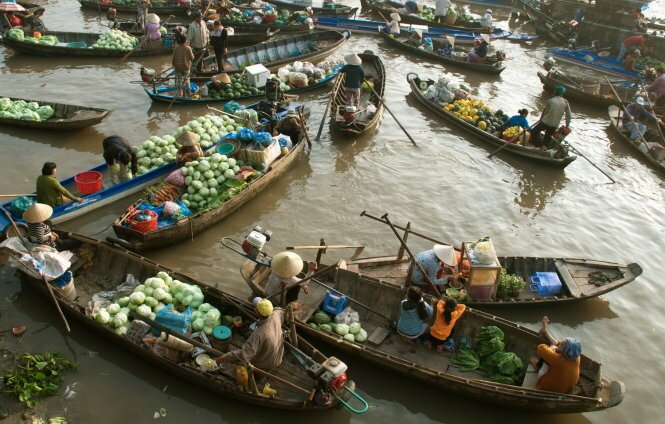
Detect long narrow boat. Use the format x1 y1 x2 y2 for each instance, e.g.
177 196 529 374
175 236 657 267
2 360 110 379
109 114 308 251
329 52 384 136
1 31 173 58
12 233 361 412
519 0 574 43
197 30 350 76
116 21 277 46
238 259 625 413
78 0 190 16
234 0 359 17
314 17 538 44
0 162 177 237
549 49 640 80
608 105 665 174
360 0 491 32
219 20 313 34
379 28 505 74
145 65 341 104
0 96 112 130
537 71 637 108
407 73 577 168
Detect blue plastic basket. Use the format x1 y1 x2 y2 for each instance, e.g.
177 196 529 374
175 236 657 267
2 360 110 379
322 291 348 315
529 272 562 296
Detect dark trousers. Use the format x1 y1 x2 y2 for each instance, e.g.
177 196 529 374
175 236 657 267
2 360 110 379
56 237 82 252
213 45 226 72
530 121 557 148
193 47 206 72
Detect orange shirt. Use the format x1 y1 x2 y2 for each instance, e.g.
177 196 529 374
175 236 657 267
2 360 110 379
536 344 580 393
429 302 466 340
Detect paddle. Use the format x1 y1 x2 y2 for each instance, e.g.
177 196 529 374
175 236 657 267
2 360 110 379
0 207 71 333
286 244 365 260
605 77 652 152
488 120 539 158
297 108 312 149
0 194 37 198
315 74 339 141
363 78 417 146
639 82 665 142
561 139 616 183
360 210 448 246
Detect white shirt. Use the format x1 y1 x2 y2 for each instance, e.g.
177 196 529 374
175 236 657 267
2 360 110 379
435 0 452 16
480 13 493 28
388 19 401 34
186 20 209 49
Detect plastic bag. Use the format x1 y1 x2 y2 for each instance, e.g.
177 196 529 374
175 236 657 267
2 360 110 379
277 66 290 82
454 89 469 100
292 61 304 72
87 273 141 317
252 131 273 146
9 196 35 218
288 72 308 88
472 237 497 265
162 201 181 217
223 100 242 114
424 85 438 100
165 169 186 187
152 304 193 336
334 306 359 325
236 127 255 142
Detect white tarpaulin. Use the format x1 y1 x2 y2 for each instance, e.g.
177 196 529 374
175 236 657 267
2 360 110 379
0 237 72 281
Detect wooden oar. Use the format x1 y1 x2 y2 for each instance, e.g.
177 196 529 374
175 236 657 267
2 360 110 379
639 82 665 142
0 208 70 333
605 77 651 151
0 194 36 198
315 74 339 141
488 120 539 158
360 210 448 246
297 108 312 149
561 139 616 183
381 213 443 299
264 263 338 304
287 244 365 259
363 78 417 146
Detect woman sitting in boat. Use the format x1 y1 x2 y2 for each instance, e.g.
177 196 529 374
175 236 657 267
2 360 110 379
3 12 22 29
176 131 205 165
23 8 46 36
480 9 493 29
426 298 465 352
102 136 139 184
466 34 490 64
500 109 530 131
273 109 304 144
420 37 434 53
622 97 659 141
530 316 581 394
36 162 83 208
397 286 433 343
264 252 317 308
439 41 453 57
408 244 458 292
387 13 401 37
340 54 365 108
141 13 162 44
23 202 81 251
216 298 286 371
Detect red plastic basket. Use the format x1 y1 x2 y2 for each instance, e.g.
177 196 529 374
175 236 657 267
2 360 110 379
127 210 158 233
74 171 103 195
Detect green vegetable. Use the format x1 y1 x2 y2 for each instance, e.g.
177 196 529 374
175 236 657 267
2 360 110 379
319 323 332 332
451 348 480 372
335 323 349 336
313 310 331 324
497 268 526 298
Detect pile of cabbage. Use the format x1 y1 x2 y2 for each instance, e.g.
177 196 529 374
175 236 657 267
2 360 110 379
180 154 251 211
7 28 25 41
308 309 368 343
93 271 223 336
91 29 138 51
0 98 55 122
275 60 341 92
134 114 243 175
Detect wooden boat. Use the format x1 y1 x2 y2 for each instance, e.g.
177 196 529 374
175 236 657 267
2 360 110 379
0 162 177 237
360 0 491 32
379 28 506 75
329 52 384 136
0 96 112 130
537 71 638 108
1 31 173 58
197 30 350 76
407 73 577 168
239 259 626 413
217 19 314 34
608 105 665 174
78 0 190 16
109 111 308 251
13 233 363 412
247 0 358 17
548 49 640 80
519 0 574 43
115 21 277 46
145 65 341 104
314 17 538 44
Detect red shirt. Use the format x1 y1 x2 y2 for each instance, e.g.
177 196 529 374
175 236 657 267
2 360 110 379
623 35 645 50
10 15 22 27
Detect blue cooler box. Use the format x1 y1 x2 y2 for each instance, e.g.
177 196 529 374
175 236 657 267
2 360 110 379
529 272 562 296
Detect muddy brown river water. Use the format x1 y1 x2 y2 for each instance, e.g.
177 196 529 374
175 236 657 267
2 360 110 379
1 0 665 422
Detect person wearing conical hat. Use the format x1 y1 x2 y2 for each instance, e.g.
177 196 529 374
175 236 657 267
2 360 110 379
480 8 493 29
142 13 161 44
264 251 318 308
466 33 490 64
23 203 80 251
340 53 365 108
406 28 423 46
408 244 460 293
387 12 401 36
273 109 304 144
216 297 286 371
176 131 204 165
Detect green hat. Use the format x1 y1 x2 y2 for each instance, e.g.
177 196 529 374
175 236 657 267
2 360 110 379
554 85 566 95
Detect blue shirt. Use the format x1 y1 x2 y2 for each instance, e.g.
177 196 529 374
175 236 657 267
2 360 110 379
504 115 530 129
622 103 657 126
340 64 365 89
397 300 433 337
410 249 449 286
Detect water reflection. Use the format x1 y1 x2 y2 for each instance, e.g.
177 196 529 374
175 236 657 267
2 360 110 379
0 124 107 155
513 167 567 215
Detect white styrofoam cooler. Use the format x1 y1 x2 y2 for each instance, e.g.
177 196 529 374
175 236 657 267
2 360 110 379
245 64 270 88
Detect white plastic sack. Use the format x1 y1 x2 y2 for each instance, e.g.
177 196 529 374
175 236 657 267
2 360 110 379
86 273 141 317
424 85 438 100
277 66 290 82
472 238 497 265
0 237 72 281
334 306 359 325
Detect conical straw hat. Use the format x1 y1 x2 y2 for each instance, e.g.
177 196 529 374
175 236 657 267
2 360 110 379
23 202 53 224
433 244 457 266
178 131 200 146
271 251 304 278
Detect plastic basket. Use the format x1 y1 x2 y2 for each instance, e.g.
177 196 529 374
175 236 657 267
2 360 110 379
529 272 562 296
75 171 102 195
127 209 158 233
216 142 237 156
322 291 348 315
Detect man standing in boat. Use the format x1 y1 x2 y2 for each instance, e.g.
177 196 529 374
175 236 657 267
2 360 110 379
531 85 571 150
187 10 210 73
137 0 151 32
434 0 451 23
339 54 365 108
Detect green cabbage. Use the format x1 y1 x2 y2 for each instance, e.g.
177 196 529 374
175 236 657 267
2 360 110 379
319 324 332 332
335 323 349 336
107 303 121 315
0 98 12 110
343 333 355 342
349 322 361 335
95 309 110 324
313 310 331 325
355 329 368 343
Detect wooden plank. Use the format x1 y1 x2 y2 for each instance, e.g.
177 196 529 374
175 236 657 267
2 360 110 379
555 260 582 297
367 327 390 345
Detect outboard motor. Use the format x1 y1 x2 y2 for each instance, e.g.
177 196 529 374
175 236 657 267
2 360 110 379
140 67 156 83
543 56 556 71
241 226 272 261
343 106 357 125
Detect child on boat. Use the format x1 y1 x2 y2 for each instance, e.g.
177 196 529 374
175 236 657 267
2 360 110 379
397 286 433 343
426 298 466 352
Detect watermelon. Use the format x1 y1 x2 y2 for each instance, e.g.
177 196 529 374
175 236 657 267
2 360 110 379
12 326 26 336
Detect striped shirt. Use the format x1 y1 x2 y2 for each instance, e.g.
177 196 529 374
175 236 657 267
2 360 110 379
27 222 56 248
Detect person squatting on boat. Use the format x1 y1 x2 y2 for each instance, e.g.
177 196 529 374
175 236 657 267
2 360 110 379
531 85 571 149
273 109 305 144
176 131 205 165
264 251 318 309
480 9 493 29
215 298 286 371
396 286 433 342
36 162 82 207
141 13 162 44
530 316 581 394
23 203 81 251
622 97 659 141
408 244 459 293
340 54 365 108
103 136 139 184
467 34 490 63
426 298 466 352
501 109 530 131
